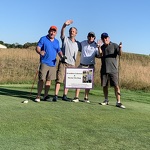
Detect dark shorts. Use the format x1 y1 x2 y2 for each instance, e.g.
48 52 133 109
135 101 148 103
38 63 56 81
56 61 74 83
101 72 118 87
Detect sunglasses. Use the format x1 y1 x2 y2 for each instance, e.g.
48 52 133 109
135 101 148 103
88 35 95 38
102 36 108 39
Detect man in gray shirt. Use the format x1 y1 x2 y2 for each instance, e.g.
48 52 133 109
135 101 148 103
99 33 125 109
53 20 80 102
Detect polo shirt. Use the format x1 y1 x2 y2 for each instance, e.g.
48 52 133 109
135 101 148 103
37 35 61 67
101 42 120 73
61 36 79 66
80 40 98 65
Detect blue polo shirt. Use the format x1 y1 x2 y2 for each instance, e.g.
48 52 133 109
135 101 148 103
37 35 61 66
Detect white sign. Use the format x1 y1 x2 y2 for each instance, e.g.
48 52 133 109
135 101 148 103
65 68 94 89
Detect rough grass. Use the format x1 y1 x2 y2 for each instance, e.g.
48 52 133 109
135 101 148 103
0 48 150 90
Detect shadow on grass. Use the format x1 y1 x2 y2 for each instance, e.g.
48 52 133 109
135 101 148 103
0 87 72 102
0 87 119 108
0 87 36 101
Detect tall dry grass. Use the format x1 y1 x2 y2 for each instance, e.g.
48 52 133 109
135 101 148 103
0 48 150 91
0 48 39 84
120 53 150 90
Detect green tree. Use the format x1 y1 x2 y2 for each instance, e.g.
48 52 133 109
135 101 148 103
0 41 4 44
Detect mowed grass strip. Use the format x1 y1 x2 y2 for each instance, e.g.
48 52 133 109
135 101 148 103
0 84 150 150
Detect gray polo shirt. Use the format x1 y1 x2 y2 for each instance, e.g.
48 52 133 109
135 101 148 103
61 36 79 66
101 42 120 74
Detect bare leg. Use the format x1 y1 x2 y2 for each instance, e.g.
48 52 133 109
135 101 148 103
85 89 90 99
103 86 108 100
54 83 61 96
44 80 51 97
63 88 69 95
75 89 80 98
114 85 121 103
37 80 44 97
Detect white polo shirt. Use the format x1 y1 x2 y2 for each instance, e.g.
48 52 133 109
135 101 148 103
80 40 98 65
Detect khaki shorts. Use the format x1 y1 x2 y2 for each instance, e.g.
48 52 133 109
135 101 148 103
38 63 56 81
101 72 118 87
56 61 74 83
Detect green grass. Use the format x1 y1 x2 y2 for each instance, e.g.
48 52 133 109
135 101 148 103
0 84 150 150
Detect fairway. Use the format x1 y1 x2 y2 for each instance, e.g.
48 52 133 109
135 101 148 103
0 84 150 150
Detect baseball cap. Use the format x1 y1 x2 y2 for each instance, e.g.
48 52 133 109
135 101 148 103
49 26 57 31
101 32 109 39
88 32 96 37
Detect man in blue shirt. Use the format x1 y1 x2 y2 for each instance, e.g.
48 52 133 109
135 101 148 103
35 26 65 102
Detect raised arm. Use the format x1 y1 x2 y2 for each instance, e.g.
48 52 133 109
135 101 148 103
97 39 103 57
119 42 122 56
60 20 73 39
98 46 103 57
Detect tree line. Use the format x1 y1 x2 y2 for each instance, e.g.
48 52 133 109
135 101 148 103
0 41 37 48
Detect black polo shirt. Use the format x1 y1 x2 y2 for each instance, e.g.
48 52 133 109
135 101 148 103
101 42 120 74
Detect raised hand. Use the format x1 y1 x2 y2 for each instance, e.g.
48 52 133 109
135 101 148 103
119 42 122 49
97 39 103 47
65 20 73 26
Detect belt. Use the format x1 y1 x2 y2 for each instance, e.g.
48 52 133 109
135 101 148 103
60 60 74 66
80 63 94 67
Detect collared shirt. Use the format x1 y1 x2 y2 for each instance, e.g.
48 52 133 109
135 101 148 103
61 36 79 66
37 35 61 67
101 42 120 73
80 40 98 65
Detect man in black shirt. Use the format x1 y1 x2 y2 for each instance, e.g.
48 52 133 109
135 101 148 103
99 33 125 109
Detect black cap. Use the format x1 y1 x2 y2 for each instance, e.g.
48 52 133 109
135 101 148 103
88 32 96 37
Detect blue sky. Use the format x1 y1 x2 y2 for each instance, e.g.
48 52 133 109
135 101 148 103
0 0 150 55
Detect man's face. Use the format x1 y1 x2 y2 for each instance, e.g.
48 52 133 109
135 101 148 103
69 28 77 38
102 37 110 45
87 34 95 43
48 30 57 39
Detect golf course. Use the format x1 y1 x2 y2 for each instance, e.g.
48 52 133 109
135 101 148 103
0 48 150 150
0 84 150 150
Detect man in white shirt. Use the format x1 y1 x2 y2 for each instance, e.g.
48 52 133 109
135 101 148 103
72 32 102 103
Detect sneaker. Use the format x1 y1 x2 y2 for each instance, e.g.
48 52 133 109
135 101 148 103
52 95 58 102
99 100 109 105
62 95 70 101
43 95 52 102
116 102 126 109
72 97 79 102
35 96 40 102
83 98 90 103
